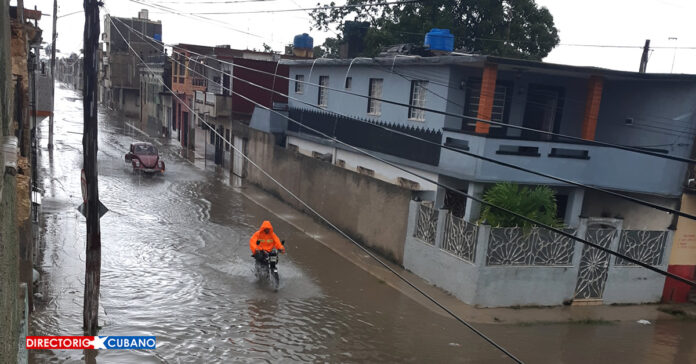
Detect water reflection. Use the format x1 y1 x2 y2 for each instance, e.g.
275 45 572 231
29 87 696 363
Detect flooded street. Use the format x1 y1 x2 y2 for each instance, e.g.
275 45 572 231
29 86 696 363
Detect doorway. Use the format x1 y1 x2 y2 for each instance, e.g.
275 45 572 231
522 85 564 140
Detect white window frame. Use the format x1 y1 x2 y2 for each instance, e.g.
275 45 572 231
408 80 428 121
295 74 304 94
318 76 329 107
367 78 383 115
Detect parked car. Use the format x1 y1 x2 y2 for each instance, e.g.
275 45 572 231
125 142 165 174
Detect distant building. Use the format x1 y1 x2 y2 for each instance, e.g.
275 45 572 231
138 54 172 137
102 9 162 117
171 43 288 169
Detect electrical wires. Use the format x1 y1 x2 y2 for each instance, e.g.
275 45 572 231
109 15 696 289
104 11 525 362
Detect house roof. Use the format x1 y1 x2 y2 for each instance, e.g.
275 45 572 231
279 53 696 82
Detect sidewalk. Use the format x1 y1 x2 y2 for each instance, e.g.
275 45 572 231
238 183 696 325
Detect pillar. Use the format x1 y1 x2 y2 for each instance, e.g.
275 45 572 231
464 182 485 223
474 63 498 134
564 188 585 228
581 76 604 140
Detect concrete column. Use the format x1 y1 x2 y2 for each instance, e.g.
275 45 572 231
475 63 498 134
564 188 585 228
661 230 675 269
572 218 588 268
474 224 491 266
406 200 420 238
434 186 447 209
463 182 485 223
434 208 448 249
607 219 624 269
581 76 604 140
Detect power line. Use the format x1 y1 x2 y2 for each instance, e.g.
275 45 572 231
155 38 696 289
146 22 696 286
104 11 525 362
162 47 696 164
177 1 419 15
128 0 263 38
117 20 696 225
167 48 696 223
150 0 281 4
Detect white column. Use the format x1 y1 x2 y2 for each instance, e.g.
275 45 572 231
565 188 585 228
464 182 485 223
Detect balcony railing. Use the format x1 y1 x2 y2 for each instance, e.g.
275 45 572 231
440 128 686 196
288 107 442 166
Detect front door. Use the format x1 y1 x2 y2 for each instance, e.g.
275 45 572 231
522 85 564 140
574 226 617 300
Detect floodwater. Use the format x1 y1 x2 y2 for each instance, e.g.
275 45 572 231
29 86 696 363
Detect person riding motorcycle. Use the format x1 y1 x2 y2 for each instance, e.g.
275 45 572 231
249 221 285 263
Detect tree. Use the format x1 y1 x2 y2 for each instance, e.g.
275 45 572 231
480 182 562 229
316 37 342 58
310 0 559 60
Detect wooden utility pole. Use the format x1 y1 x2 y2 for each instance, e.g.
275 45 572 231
82 0 101 335
639 39 650 73
49 0 57 149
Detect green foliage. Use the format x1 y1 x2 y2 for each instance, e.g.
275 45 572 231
480 182 562 228
310 0 560 60
314 37 342 58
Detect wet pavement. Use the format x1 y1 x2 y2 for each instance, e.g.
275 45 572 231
29 86 696 363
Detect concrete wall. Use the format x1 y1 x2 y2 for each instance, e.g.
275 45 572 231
403 201 673 307
242 123 413 264
286 135 439 192
403 202 481 304
582 189 678 230
0 151 19 363
597 80 696 157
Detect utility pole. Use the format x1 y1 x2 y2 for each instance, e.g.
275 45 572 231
639 39 650 73
82 0 101 336
49 0 57 149
669 37 678 73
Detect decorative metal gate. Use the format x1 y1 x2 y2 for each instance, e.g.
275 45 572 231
574 228 617 300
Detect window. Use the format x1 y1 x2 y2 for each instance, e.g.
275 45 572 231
465 80 510 123
225 129 231 151
345 77 352 89
367 78 383 115
318 76 329 107
408 80 428 121
295 74 304 94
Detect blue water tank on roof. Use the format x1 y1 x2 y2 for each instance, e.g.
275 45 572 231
424 29 454 52
293 33 314 49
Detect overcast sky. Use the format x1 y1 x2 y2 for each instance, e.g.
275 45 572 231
16 0 696 74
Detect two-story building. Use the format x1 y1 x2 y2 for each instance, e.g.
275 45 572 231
138 54 172 137
262 52 696 307
281 55 696 231
102 10 162 116
172 44 289 169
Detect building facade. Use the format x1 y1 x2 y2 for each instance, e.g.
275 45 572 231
257 53 696 306
102 10 162 116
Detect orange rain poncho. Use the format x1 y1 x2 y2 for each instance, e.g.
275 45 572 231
249 220 285 254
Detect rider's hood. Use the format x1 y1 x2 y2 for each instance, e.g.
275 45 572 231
260 220 274 234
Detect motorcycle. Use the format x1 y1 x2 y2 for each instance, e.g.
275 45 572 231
253 240 285 291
